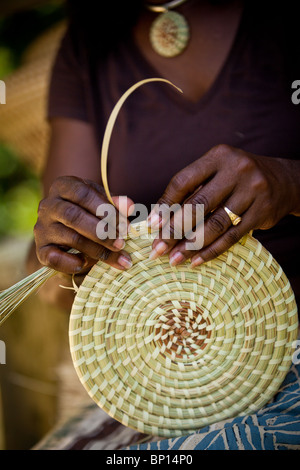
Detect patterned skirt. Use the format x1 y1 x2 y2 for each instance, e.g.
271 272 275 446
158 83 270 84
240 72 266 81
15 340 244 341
34 361 300 450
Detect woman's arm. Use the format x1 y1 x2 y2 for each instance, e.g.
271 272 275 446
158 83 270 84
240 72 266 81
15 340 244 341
27 117 134 311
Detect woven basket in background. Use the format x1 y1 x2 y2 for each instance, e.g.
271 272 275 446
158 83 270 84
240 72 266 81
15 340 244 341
0 21 66 174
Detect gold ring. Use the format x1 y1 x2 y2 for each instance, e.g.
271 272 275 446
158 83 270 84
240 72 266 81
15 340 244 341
223 206 242 226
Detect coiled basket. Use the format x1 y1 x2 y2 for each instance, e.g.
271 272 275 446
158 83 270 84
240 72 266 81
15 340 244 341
69 221 298 438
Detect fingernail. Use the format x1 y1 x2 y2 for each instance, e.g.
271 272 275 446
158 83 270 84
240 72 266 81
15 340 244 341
149 241 168 260
147 212 161 229
76 258 89 272
128 203 135 217
169 252 185 267
191 255 205 268
118 255 132 270
113 238 125 250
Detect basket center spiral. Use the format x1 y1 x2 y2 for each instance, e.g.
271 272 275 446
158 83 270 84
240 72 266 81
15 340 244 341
154 301 211 358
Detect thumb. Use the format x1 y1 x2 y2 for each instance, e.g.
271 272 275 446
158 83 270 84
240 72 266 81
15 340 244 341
112 195 135 217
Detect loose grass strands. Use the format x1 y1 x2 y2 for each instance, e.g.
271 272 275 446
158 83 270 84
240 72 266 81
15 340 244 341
0 249 79 326
0 266 56 326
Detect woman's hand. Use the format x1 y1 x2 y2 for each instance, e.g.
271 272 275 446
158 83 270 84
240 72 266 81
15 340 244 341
147 144 300 267
34 176 134 274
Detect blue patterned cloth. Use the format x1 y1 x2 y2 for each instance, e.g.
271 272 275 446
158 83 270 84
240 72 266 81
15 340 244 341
34 360 300 450
127 363 300 450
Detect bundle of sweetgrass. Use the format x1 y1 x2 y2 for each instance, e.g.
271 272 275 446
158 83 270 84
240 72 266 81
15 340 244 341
0 266 56 326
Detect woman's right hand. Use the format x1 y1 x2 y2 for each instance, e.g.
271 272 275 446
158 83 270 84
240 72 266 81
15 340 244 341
34 176 134 274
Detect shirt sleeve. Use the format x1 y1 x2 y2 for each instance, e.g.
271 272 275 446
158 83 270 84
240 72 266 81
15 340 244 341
47 26 89 122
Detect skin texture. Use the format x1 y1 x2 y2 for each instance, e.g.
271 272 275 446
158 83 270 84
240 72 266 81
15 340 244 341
28 119 134 309
147 144 300 267
28 0 300 310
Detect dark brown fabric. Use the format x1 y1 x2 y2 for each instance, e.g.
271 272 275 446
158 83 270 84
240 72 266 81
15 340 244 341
48 2 300 304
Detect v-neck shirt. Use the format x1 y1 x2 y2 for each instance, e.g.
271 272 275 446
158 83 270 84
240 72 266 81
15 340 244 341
48 2 300 303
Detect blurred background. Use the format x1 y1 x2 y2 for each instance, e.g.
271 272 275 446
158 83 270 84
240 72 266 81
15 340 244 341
0 0 88 450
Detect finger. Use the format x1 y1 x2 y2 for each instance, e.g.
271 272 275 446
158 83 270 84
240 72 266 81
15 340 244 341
112 195 135 217
166 197 251 266
50 178 134 240
111 195 135 238
37 245 88 274
149 174 236 260
82 180 135 217
201 196 252 248
46 224 128 263
38 243 132 274
52 200 125 251
190 209 254 267
49 176 109 214
147 145 232 228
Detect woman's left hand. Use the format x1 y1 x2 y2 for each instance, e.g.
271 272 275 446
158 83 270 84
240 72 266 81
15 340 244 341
147 144 300 267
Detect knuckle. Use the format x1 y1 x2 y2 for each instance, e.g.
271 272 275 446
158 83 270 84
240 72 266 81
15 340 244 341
207 213 228 234
205 245 222 260
212 143 232 159
224 229 241 246
37 198 48 216
70 231 82 249
190 192 210 209
94 245 111 262
33 218 40 231
72 180 90 202
33 221 48 245
62 204 83 226
236 155 256 174
251 173 269 192
170 171 190 193
49 176 69 195
33 221 42 239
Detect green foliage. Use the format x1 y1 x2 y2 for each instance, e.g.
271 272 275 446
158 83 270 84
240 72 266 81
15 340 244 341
0 2 66 236
0 47 15 79
0 145 41 238
0 1 66 76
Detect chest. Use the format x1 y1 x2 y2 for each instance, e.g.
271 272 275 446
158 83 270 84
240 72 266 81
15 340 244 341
91 4 300 208
132 2 244 103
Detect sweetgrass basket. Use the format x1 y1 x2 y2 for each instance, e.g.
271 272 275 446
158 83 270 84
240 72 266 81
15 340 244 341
68 77 298 438
0 77 297 438
69 221 298 438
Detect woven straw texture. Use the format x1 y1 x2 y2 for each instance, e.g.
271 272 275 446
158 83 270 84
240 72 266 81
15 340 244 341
69 222 298 438
0 22 66 174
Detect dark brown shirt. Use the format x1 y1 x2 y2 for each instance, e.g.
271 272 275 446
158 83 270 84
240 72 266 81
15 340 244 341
48 3 300 303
